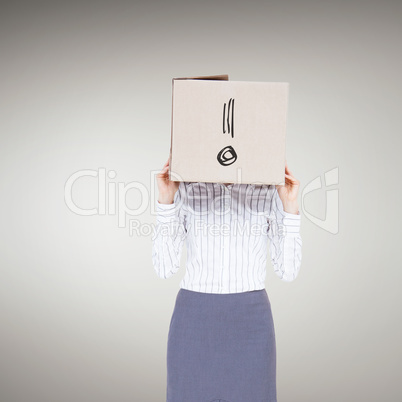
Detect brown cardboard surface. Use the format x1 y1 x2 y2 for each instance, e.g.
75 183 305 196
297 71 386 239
169 76 288 185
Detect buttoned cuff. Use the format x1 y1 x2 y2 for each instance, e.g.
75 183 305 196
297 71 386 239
156 200 176 210
282 211 301 234
156 200 178 223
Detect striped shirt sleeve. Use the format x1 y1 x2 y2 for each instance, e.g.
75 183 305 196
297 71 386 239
151 184 188 279
267 187 302 282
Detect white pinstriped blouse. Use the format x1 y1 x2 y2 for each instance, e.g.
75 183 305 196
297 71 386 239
152 181 302 294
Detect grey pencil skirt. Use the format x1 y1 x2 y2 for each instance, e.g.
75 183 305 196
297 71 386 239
166 288 277 402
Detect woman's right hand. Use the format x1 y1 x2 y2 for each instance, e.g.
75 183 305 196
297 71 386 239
156 157 179 204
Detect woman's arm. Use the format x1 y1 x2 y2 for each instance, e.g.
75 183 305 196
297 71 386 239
267 161 302 281
267 187 302 281
151 158 188 279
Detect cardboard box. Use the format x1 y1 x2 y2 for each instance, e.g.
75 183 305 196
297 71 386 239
169 74 288 185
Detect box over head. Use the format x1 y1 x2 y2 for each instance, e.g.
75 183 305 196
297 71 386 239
169 74 288 185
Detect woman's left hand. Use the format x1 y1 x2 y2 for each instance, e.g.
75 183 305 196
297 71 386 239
275 160 300 215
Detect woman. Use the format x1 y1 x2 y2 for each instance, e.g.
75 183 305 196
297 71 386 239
152 157 302 402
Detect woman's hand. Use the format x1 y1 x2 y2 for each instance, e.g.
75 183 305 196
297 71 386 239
275 160 300 214
156 157 180 204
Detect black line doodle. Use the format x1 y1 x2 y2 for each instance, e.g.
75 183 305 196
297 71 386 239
231 98 234 138
227 98 231 134
217 145 237 166
223 103 226 134
222 98 235 138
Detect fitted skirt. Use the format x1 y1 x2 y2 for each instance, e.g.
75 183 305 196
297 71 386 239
166 287 277 402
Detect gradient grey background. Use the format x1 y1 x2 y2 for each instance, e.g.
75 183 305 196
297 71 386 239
1 1 401 401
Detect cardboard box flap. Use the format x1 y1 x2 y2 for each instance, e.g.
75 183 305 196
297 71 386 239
172 74 229 81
